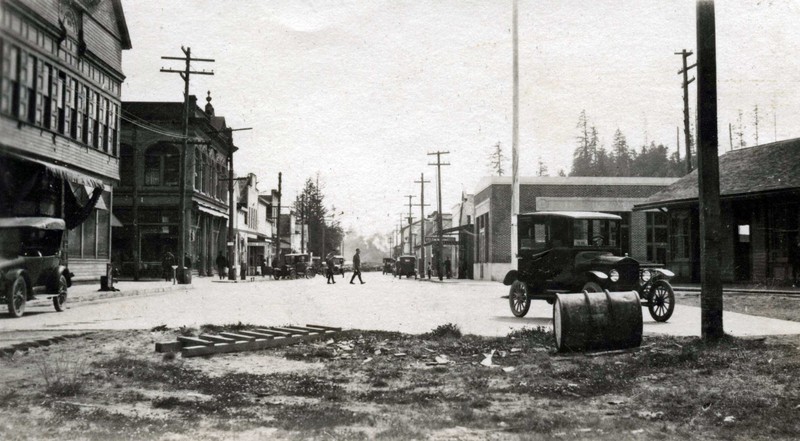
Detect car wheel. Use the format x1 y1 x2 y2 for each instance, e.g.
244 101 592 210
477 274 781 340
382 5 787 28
53 274 68 312
509 280 531 318
7 276 27 318
581 281 602 293
648 281 675 322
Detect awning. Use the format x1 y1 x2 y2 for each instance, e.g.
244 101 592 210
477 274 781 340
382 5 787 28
196 201 229 219
6 152 105 188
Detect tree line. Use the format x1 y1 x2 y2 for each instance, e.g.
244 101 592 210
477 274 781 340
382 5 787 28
295 177 344 258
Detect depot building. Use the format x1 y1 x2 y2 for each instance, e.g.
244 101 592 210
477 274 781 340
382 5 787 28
472 176 678 281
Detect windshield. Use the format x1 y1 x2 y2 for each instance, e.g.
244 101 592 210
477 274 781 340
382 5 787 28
573 219 619 248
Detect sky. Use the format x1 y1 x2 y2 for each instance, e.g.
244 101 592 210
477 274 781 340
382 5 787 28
120 0 800 237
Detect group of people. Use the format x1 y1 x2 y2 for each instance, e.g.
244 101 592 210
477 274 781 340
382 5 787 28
325 248 364 284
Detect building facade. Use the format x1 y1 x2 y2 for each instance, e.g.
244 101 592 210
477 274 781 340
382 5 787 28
234 173 275 276
0 0 130 281
472 176 677 281
635 139 800 285
113 95 234 278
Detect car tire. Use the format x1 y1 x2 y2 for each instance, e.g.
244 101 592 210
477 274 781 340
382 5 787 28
509 280 531 318
581 281 602 293
648 280 675 322
7 276 27 318
53 274 68 312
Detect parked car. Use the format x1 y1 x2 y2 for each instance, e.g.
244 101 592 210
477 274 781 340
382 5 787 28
394 255 417 279
502 211 675 322
279 253 315 279
0 217 72 318
382 258 396 274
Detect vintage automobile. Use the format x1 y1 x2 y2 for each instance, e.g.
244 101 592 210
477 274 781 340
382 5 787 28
394 255 417 279
382 258 395 274
0 217 72 318
279 253 315 279
503 211 675 322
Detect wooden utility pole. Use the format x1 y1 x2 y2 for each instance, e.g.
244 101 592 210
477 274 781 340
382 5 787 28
404 195 416 255
511 0 520 270
275 172 282 259
675 49 696 174
300 194 306 254
414 173 431 275
676 126 681 162
428 150 450 280
160 47 214 283
696 0 724 340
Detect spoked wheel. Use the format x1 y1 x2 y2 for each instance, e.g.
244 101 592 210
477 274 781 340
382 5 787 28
648 280 675 322
7 276 27 318
509 280 531 318
581 281 602 293
53 274 68 312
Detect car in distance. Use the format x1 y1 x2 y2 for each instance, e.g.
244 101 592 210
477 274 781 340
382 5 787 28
502 211 675 322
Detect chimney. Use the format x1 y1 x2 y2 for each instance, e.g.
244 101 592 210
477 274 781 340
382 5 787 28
188 94 197 111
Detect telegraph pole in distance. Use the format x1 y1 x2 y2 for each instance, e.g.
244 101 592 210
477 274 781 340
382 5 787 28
696 0 723 340
160 47 214 284
404 195 416 255
414 173 431 276
300 193 306 254
676 48 696 174
275 172 282 260
428 150 450 280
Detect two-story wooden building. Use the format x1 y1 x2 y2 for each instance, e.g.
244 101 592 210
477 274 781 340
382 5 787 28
0 0 130 281
113 93 235 278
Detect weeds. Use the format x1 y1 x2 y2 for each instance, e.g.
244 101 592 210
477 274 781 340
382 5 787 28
424 323 463 339
199 321 256 334
36 354 87 397
150 324 168 332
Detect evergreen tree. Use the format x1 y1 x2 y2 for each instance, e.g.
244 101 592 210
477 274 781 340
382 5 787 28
295 177 344 258
610 128 631 177
488 142 506 176
571 110 594 176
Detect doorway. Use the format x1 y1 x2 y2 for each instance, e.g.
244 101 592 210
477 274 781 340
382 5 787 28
733 210 752 281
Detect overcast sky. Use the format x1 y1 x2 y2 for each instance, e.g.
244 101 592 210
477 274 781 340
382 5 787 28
120 0 800 237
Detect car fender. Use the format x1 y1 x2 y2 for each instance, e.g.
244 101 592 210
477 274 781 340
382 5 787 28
46 266 72 292
586 270 609 281
1 269 31 295
502 270 519 286
652 268 675 279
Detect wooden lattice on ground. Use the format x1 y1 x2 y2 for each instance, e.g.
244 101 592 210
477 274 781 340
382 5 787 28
155 325 343 358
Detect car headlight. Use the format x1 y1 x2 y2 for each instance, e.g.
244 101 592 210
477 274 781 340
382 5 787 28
641 270 651 282
609 269 619 282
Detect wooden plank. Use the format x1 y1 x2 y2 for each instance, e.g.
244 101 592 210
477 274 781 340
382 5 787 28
284 326 328 334
181 332 327 357
238 330 276 339
253 328 293 336
155 341 182 353
177 336 214 346
199 334 236 344
219 332 255 341
305 324 343 332
270 327 310 335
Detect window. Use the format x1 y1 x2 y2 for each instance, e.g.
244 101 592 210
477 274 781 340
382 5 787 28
144 144 180 187
1 41 18 116
519 217 548 251
646 212 668 264
75 80 85 140
670 212 691 260
109 103 118 156
18 50 34 122
194 150 203 190
768 204 798 259
98 97 107 151
573 220 589 246
69 78 78 138
56 71 66 133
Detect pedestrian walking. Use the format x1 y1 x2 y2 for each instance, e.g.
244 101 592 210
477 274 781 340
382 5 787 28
427 262 432 280
162 251 175 281
445 258 452 279
326 252 337 284
215 251 228 280
349 248 365 284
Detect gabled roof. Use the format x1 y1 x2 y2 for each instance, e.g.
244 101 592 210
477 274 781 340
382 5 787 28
636 138 800 210
111 0 132 50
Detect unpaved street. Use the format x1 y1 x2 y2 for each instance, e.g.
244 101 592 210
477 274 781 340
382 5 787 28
2 274 800 338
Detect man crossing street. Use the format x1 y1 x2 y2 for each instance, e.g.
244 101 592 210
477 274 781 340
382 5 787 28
349 248 365 284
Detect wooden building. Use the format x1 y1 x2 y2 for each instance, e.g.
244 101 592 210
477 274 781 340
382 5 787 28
635 139 800 285
0 0 130 281
113 94 235 278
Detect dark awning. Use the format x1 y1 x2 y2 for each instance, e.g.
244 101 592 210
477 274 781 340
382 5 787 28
6 152 104 189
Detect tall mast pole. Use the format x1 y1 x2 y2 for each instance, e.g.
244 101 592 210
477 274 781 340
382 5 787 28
511 0 520 271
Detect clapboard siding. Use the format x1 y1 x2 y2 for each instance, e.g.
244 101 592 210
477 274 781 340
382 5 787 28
0 117 119 181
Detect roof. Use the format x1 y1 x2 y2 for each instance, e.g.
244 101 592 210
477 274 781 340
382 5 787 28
111 0 132 50
519 211 622 220
0 217 66 230
636 138 800 209
474 176 678 195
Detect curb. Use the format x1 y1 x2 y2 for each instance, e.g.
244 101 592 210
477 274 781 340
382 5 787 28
69 284 194 304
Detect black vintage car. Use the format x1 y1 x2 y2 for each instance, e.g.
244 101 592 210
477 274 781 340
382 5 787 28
382 258 395 275
503 211 675 322
394 255 417 279
0 217 72 317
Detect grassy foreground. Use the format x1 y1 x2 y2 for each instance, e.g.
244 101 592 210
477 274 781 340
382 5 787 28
0 324 798 440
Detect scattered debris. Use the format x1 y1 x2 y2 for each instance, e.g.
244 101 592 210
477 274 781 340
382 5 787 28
631 429 644 434
362 357 372 364
723 416 736 424
636 411 664 421
480 350 496 367
502 366 515 373
394 352 407 357
510 347 522 353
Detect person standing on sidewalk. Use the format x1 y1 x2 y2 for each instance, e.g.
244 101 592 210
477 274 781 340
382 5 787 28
326 252 337 284
444 258 452 279
350 248 365 284
215 251 228 280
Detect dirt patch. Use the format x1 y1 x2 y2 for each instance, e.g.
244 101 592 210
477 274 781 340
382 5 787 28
0 326 798 440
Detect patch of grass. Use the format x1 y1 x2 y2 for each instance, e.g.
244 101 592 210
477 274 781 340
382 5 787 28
375 419 425 440
199 321 256 334
507 326 554 348
273 404 369 431
149 324 168 332
177 325 196 336
424 323 462 339
36 355 87 397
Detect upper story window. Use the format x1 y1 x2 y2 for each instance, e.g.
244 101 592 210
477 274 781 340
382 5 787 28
144 144 179 187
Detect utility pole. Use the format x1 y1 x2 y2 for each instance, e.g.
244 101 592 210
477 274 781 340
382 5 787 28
428 150 450 281
160 47 214 284
675 48 696 174
398 214 405 257
404 195 416 255
696 0 723 341
414 173 431 276
511 0 520 271
275 172 282 259
676 126 681 162
300 193 306 254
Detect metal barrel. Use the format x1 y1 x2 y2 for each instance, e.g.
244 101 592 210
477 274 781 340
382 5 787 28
553 290 643 352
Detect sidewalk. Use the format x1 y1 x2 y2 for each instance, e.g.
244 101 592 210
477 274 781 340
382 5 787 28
672 283 800 295
67 279 194 304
